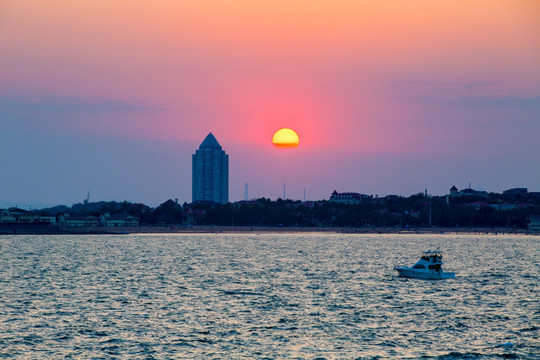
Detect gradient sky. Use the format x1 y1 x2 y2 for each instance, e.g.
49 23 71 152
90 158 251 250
1 0 539 208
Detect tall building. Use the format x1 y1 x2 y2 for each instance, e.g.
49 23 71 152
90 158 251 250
192 133 229 204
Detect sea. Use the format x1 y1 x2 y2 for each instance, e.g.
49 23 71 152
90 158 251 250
0 233 538 359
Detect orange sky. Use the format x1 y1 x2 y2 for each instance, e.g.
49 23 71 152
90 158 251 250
1 0 539 204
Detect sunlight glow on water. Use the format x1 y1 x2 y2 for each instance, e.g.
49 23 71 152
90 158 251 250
0 233 538 359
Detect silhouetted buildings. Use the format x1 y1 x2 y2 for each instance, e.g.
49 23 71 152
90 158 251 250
0 208 56 225
192 133 229 204
503 188 528 197
0 208 139 228
449 185 488 198
329 190 369 204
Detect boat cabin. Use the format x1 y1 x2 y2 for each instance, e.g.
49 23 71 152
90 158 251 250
420 251 443 263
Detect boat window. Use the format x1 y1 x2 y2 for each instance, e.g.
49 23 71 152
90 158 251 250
412 264 426 269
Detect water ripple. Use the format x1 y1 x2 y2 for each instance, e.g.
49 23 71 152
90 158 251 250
0 233 538 359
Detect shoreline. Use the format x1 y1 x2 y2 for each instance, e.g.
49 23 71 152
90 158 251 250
1 225 536 236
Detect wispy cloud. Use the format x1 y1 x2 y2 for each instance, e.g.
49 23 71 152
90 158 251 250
0 93 174 141
388 80 540 110
449 96 540 109
0 94 167 116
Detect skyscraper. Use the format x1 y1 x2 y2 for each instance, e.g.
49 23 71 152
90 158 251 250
192 133 229 204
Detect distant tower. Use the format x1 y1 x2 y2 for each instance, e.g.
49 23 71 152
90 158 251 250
303 188 306 202
84 191 90 204
192 133 229 204
283 183 286 200
244 183 249 201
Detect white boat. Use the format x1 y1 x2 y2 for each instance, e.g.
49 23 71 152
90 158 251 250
394 250 455 280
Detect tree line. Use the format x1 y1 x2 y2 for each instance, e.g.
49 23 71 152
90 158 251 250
39 192 540 229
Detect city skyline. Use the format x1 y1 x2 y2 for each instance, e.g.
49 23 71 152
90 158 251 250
1 1 539 207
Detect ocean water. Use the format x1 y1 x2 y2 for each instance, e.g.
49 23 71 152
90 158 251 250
0 233 538 359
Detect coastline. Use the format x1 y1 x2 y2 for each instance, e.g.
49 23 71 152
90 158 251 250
135 225 536 236
1 224 536 236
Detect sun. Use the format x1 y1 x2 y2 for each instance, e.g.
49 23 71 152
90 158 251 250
272 128 300 148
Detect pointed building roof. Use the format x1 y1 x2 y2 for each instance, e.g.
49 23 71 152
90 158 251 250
199 132 222 149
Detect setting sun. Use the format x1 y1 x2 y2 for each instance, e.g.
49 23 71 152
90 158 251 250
272 128 300 148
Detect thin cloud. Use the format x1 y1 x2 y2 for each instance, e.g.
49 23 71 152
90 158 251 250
0 94 167 116
449 96 540 109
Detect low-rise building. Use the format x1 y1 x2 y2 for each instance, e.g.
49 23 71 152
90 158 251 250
449 186 489 198
528 215 540 232
329 191 369 205
0 209 57 225
62 215 99 228
100 214 139 227
32 216 57 225
503 188 528 197
0 211 17 223
58 213 139 228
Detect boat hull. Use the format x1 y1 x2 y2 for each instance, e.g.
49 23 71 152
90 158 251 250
395 267 455 280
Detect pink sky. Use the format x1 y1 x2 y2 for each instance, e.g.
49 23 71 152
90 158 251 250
1 0 539 206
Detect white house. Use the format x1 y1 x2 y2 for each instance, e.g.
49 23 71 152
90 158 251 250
100 214 139 227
